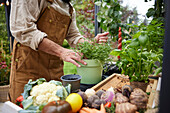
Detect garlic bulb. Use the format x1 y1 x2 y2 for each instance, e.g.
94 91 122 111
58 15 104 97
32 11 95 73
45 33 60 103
85 89 96 98
115 102 137 113
130 88 148 109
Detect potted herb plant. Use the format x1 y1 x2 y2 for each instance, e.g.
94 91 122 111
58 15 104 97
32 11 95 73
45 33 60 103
75 41 112 84
110 25 163 91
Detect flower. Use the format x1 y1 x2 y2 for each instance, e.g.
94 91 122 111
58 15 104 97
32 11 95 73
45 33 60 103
0 50 11 85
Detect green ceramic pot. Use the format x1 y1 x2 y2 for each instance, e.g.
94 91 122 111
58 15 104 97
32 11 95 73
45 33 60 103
77 59 103 84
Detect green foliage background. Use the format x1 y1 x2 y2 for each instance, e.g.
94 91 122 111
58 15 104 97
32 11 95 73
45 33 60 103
0 5 11 85
0 5 9 54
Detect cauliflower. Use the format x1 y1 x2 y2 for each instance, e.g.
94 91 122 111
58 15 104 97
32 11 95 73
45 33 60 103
30 82 61 106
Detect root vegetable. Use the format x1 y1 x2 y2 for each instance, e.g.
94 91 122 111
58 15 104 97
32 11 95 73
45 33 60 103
87 95 99 107
78 90 88 103
85 89 96 98
115 93 129 104
130 88 148 109
79 104 106 113
91 99 106 109
101 91 114 103
96 90 105 98
115 102 137 113
122 85 133 98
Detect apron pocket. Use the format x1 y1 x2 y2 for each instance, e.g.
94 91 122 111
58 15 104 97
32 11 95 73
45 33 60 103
49 59 63 69
15 46 38 72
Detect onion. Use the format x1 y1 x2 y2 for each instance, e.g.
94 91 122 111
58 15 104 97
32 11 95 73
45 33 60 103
101 91 114 103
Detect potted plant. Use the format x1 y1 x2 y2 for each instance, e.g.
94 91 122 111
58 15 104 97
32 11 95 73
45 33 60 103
110 21 164 91
0 44 11 102
75 41 112 84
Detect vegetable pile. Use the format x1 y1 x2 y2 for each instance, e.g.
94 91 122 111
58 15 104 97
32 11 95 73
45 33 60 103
77 85 148 113
18 78 71 112
17 78 149 113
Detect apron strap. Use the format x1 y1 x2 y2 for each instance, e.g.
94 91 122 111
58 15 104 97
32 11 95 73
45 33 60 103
68 3 73 18
45 0 73 17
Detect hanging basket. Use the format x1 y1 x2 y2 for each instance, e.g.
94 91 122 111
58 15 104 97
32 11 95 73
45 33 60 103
0 85 10 102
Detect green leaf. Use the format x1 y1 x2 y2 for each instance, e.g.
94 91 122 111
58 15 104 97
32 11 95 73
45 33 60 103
56 86 68 100
110 49 121 56
104 0 110 2
49 80 62 86
129 39 139 47
146 8 155 18
95 1 102 6
154 67 162 76
97 16 101 22
141 54 147 60
133 32 141 39
22 97 33 110
26 105 39 110
22 84 32 99
138 34 148 46
108 8 114 17
65 84 71 94
128 48 137 59
114 11 119 17
22 78 47 99
36 78 46 85
114 4 120 11
39 103 47 111
102 2 107 7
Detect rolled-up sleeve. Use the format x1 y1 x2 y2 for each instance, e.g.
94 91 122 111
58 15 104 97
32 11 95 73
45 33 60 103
10 0 47 50
66 9 84 47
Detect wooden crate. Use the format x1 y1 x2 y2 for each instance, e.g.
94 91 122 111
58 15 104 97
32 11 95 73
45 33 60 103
92 73 158 108
92 73 130 92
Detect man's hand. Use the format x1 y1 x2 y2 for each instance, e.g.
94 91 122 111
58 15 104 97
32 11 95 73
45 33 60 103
60 48 87 67
38 38 86 67
94 32 109 44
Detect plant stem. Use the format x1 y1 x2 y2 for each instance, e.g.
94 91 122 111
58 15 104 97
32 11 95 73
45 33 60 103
139 47 143 77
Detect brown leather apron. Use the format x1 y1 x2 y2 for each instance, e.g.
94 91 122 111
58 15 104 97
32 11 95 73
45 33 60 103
9 1 73 103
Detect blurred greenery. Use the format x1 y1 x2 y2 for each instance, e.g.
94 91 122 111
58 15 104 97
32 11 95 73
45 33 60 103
63 62 77 75
0 4 11 85
72 0 95 39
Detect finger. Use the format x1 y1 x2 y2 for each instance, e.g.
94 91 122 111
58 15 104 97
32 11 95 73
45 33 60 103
100 104 106 112
97 32 109 37
99 39 107 43
75 52 83 58
71 55 87 65
71 52 82 59
67 59 81 67
100 36 108 40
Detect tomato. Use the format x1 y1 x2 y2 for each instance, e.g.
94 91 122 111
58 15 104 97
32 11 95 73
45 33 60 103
104 102 111 108
15 95 24 108
66 93 83 112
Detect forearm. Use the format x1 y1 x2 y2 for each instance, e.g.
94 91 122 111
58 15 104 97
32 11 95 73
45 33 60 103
38 38 86 67
38 38 64 57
